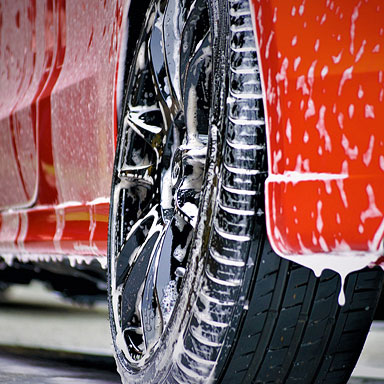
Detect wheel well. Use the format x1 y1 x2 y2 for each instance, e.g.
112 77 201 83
0 257 107 303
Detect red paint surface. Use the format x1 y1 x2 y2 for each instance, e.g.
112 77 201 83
250 0 384 259
2 0 383 270
0 203 108 256
0 1 48 209
0 0 127 257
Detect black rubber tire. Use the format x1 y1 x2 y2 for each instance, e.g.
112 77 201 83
107 0 383 382
218 241 383 384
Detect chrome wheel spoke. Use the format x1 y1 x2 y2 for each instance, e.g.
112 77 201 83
115 213 155 286
140 242 162 351
127 3 158 109
120 230 160 352
114 184 155 250
153 218 180 320
126 106 163 145
149 18 171 105
120 231 159 329
141 216 192 345
140 220 174 350
162 0 188 103
172 145 206 227
119 129 157 176
118 208 193 356
117 208 162 355
183 31 212 138
179 0 210 100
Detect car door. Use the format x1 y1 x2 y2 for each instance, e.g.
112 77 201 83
0 0 126 256
0 1 56 210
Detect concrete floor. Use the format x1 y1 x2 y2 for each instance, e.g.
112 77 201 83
0 282 383 383
352 321 384 381
0 282 112 356
0 349 120 384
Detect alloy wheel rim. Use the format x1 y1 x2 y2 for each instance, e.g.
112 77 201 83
110 0 212 364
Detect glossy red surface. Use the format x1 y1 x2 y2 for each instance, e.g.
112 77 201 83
0 1 47 209
250 0 384 262
1 0 384 270
0 0 127 258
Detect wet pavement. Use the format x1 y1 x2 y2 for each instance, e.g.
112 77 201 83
0 347 382 384
0 282 383 384
0 348 120 384
350 381 384 384
352 321 384 382
0 282 112 356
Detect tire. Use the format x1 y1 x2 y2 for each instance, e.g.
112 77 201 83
107 0 383 382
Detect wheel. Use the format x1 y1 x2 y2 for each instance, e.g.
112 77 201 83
107 0 383 382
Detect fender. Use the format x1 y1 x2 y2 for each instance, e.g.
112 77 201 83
249 0 384 281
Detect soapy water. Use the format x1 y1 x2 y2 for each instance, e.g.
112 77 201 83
277 252 382 306
160 280 178 324
250 3 384 306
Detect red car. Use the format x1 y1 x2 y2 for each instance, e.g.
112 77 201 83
0 0 383 383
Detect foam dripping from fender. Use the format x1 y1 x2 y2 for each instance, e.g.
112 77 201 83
280 252 382 305
249 3 384 306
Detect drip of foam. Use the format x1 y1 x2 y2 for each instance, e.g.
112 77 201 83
280 252 381 305
161 280 178 323
0 252 107 270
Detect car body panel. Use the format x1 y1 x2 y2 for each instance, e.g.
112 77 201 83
50 0 122 204
0 0 53 209
250 0 384 265
1 0 384 274
0 200 109 257
0 0 126 259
